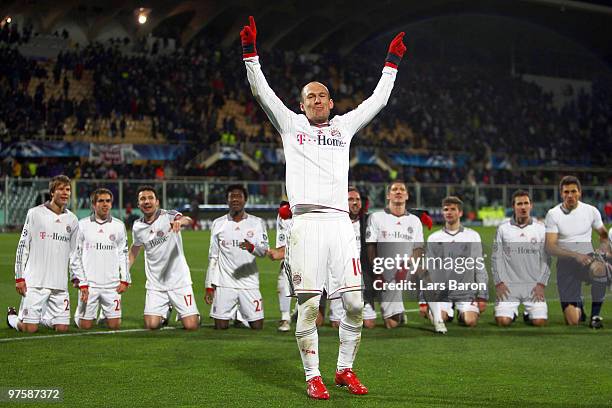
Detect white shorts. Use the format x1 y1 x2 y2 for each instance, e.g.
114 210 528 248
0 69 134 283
431 301 479 317
18 287 70 326
288 212 362 299
380 296 405 320
145 286 199 319
495 301 548 320
363 302 377 321
211 287 264 322
75 287 122 321
329 298 345 322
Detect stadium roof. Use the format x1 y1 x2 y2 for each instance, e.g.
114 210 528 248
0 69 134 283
3 0 612 63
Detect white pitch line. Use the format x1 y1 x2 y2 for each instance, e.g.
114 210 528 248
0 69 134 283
0 327 176 343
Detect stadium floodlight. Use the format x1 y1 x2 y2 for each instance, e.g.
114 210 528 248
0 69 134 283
135 8 150 25
4 16 11 24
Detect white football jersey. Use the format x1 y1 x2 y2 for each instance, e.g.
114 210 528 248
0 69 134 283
132 209 192 291
366 210 424 247
275 216 292 249
491 218 550 285
206 213 269 290
245 56 397 213
70 215 130 289
426 226 488 299
544 201 604 254
15 203 79 291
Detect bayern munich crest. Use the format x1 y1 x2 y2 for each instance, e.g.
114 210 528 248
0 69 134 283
109 234 116 241
292 274 302 285
247 230 254 238
66 225 71 233
407 227 413 234
157 231 164 237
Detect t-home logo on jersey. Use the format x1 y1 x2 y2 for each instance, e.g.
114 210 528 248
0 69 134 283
296 130 346 148
145 234 169 249
39 232 70 242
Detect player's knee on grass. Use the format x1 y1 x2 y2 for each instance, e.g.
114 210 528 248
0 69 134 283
21 323 38 333
315 311 324 327
214 319 230 330
461 312 479 327
106 319 121 330
144 315 162 330
78 319 95 330
54 324 69 332
531 319 547 327
563 305 581 325
249 319 264 330
384 314 402 329
363 319 376 329
181 315 199 331
441 311 450 322
496 317 513 327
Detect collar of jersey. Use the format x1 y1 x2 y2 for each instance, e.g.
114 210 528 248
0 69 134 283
227 211 248 221
310 122 330 128
44 201 67 214
142 209 162 224
443 225 464 236
510 217 532 228
90 213 112 224
384 208 409 217
560 201 580 214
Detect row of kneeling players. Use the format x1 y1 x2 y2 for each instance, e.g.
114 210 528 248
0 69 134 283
7 176 611 334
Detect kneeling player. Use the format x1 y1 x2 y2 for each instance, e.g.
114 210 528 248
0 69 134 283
8 176 78 333
366 181 424 329
71 188 130 330
425 197 488 333
493 190 549 327
129 186 199 331
205 185 269 330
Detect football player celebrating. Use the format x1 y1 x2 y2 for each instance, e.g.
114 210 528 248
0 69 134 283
129 186 199 330
242 15 405 398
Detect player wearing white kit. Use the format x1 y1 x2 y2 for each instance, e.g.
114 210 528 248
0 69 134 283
205 185 269 330
366 181 424 328
545 176 609 328
267 201 295 332
241 15 405 398
129 186 199 331
425 196 488 333
492 190 550 327
7 175 78 333
70 188 130 330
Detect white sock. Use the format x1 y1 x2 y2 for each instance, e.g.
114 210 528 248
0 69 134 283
281 311 291 321
7 315 19 331
337 291 363 371
295 296 321 381
75 316 81 328
428 302 443 324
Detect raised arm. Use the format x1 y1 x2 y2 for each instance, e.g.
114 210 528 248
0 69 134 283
338 32 406 136
241 16 295 134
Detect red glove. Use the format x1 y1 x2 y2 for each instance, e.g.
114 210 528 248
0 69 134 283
385 32 407 69
240 16 257 58
420 211 433 230
279 202 292 220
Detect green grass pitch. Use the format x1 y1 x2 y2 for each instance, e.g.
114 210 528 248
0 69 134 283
0 227 611 407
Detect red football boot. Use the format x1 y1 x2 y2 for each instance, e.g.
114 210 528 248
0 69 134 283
335 368 368 395
306 376 330 400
